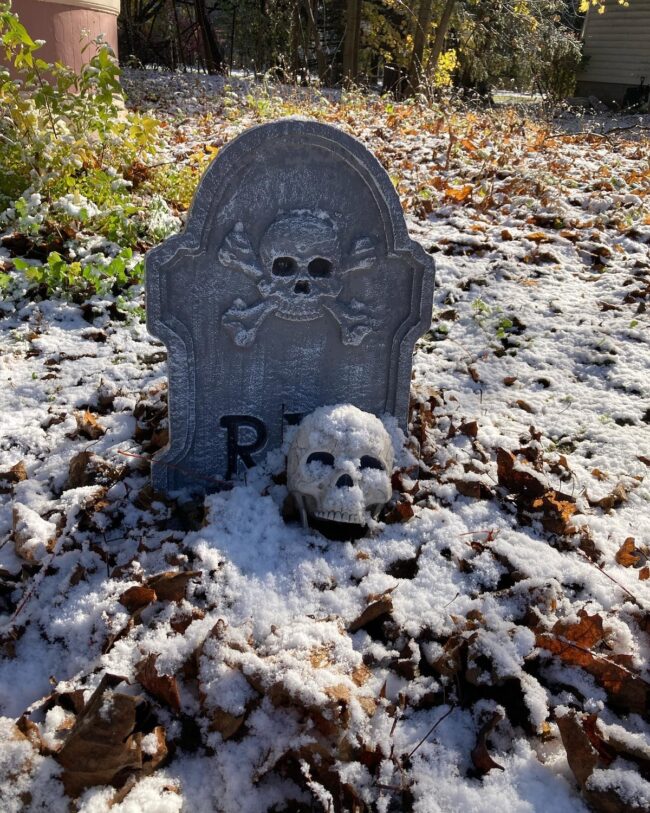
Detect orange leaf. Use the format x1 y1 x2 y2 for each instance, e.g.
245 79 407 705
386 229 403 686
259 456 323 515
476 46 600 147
445 185 473 202
615 537 642 568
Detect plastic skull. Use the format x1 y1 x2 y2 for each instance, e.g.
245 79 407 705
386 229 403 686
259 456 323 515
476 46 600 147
287 404 394 528
258 211 343 320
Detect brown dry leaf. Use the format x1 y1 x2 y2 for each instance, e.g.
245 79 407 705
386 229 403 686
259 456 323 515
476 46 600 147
0 460 27 483
591 468 608 481
351 664 371 686
74 411 105 440
557 711 599 787
56 674 142 797
536 632 648 715
531 490 578 535
209 707 246 739
553 610 605 649
67 451 93 489
588 482 629 512
12 503 56 562
135 654 181 713
503 376 517 386
615 537 642 568
471 711 504 776
146 570 201 602
349 593 393 633
639 567 650 581
445 184 473 202
459 420 478 438
357 696 377 717
497 448 546 501
637 456 650 467
309 646 333 669
324 684 351 704
516 399 536 414
384 499 415 524
453 479 493 500
524 232 552 243
558 712 633 813
119 585 157 614
468 365 480 383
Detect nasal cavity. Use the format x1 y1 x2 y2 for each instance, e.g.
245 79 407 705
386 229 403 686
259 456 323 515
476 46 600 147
336 474 354 488
294 280 310 294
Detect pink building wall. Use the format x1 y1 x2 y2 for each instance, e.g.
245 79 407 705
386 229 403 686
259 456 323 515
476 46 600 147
13 0 119 71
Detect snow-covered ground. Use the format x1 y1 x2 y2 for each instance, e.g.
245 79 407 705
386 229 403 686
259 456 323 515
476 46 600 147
0 71 649 812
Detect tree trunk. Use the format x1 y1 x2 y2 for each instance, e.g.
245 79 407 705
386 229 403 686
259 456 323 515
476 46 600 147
427 0 457 79
342 0 362 85
406 0 434 95
194 0 225 74
303 0 328 83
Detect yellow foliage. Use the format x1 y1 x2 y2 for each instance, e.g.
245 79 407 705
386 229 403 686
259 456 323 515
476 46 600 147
433 48 458 87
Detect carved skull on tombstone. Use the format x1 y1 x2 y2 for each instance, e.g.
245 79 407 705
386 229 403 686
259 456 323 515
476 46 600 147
218 210 379 347
287 404 394 531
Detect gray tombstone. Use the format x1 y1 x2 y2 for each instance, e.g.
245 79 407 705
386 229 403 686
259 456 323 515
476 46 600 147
146 119 435 492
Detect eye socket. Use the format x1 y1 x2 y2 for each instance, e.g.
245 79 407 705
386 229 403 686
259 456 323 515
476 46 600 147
307 451 335 466
360 455 384 471
272 257 297 277
308 257 333 278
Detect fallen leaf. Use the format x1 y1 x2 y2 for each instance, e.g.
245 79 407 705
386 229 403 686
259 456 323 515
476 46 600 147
497 448 546 501
55 674 142 797
503 376 517 386
383 499 415 524
459 420 478 438
531 490 578 535
445 184 473 202
0 460 27 483
349 593 393 633
208 707 246 739
516 399 536 414
591 468 608 481
135 654 181 713
553 610 605 649
537 631 648 715
615 537 642 568
640 568 649 581
146 570 201 602
557 710 599 786
12 503 56 562
525 231 552 243
588 482 628 512
119 585 157 614
471 711 504 775
74 411 105 440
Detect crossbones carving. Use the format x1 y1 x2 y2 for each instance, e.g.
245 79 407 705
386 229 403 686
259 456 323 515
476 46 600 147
218 210 379 347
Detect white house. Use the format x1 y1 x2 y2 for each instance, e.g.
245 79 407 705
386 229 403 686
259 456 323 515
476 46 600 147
576 0 650 105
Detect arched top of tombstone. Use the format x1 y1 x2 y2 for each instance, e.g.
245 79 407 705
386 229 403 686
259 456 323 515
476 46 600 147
146 118 435 492
147 118 433 276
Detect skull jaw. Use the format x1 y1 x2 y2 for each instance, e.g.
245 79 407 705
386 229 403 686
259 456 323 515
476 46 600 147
263 289 342 322
293 493 385 539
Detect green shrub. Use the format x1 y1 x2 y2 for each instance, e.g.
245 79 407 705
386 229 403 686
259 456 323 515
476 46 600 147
0 4 158 215
13 247 143 298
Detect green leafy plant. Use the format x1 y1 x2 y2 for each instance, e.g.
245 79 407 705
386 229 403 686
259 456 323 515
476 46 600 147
0 4 158 210
14 247 143 298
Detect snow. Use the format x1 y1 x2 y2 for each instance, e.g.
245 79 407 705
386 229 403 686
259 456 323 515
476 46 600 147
0 69 648 811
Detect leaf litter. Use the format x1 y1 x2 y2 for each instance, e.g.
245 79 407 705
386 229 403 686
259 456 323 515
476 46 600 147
0 71 649 812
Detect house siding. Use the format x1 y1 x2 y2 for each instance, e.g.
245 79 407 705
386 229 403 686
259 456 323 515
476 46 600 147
577 0 650 102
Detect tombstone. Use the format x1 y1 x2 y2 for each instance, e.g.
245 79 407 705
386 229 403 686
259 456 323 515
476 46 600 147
146 119 435 492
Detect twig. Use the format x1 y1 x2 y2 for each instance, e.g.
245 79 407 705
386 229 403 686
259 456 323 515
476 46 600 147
576 548 643 608
408 704 456 759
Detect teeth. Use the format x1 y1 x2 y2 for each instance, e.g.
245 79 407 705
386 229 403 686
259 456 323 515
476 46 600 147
314 510 366 524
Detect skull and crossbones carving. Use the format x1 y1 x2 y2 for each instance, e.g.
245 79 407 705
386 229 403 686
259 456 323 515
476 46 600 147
218 210 378 347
